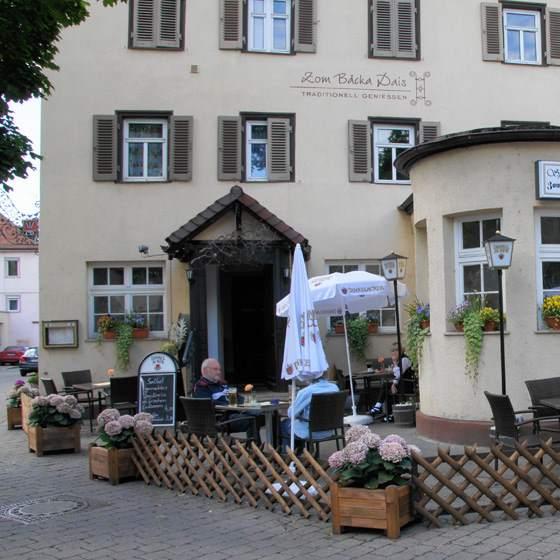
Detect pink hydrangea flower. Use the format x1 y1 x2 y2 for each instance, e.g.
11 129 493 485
48 394 64 406
328 450 346 469
69 408 82 419
14 379 25 387
63 395 78 406
378 441 408 463
134 420 153 436
32 396 49 407
343 440 369 465
97 408 120 427
134 412 153 423
119 415 135 429
362 431 382 449
345 425 371 444
407 444 421 456
56 402 72 414
104 420 123 436
383 434 408 447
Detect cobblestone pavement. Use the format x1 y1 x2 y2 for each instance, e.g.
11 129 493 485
1 368 560 560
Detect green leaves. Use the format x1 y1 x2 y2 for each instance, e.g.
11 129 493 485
346 317 369 358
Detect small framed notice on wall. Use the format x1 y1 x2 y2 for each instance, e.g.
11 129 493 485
42 320 79 348
536 161 560 199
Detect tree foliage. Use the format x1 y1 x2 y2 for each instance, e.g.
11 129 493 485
0 0 124 191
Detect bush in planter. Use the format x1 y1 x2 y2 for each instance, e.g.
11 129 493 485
479 306 501 329
6 379 26 408
26 372 38 386
346 316 369 358
405 299 430 371
447 301 471 329
28 394 83 427
543 296 560 328
97 314 118 339
96 408 154 448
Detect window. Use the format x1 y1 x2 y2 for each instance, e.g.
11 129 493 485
536 213 560 327
481 3 560 65
92 114 192 182
218 114 294 182
89 263 165 336
348 120 440 183
325 262 396 331
219 0 316 53
455 216 501 309
130 0 183 50
369 0 419 59
5 258 19 278
6 296 20 313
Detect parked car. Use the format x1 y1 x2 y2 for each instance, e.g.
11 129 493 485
19 346 38 376
0 345 28 366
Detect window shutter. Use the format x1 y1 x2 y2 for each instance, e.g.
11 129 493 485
170 116 193 181
220 0 243 50
132 0 156 48
371 0 394 57
157 0 181 48
395 0 417 59
547 8 560 66
348 120 372 182
218 116 242 181
267 118 291 182
481 2 502 61
93 115 117 181
294 0 316 53
420 122 441 143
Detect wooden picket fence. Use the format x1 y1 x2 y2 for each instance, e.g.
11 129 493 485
132 432 560 528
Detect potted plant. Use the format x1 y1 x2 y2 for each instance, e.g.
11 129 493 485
328 426 418 538
115 321 134 371
479 306 501 331
346 316 369 358
27 394 83 456
6 379 27 430
405 300 430 370
97 314 118 340
447 301 471 332
126 313 149 338
89 408 153 485
366 314 379 334
543 295 560 330
463 299 483 380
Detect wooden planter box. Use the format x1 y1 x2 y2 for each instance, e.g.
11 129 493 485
331 484 412 538
28 424 81 456
89 445 137 485
20 392 33 434
7 406 22 430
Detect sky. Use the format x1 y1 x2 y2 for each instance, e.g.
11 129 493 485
8 98 41 217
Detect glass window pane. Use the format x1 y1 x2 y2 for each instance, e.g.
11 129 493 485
483 265 499 292
273 18 287 50
132 267 147 285
149 267 163 284
377 128 410 144
381 309 396 326
523 31 537 61
250 124 267 140
93 268 107 285
149 314 164 331
129 123 163 139
250 144 267 178
274 0 287 14
484 293 499 309
329 265 343 274
147 143 163 177
541 217 560 244
377 148 393 180
109 268 124 285
395 148 408 180
110 295 125 314
132 295 148 313
94 296 108 314
343 264 359 272
507 30 521 60
482 219 500 243
543 262 560 290
252 16 264 49
7 260 18 276
464 265 481 293
367 309 381 323
365 264 381 275
462 221 480 249
149 295 164 312
128 143 144 177
506 13 536 28
253 0 264 14
330 316 342 329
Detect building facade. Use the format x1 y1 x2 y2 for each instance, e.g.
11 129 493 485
41 0 560 440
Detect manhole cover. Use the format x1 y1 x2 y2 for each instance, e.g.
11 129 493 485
0 495 91 524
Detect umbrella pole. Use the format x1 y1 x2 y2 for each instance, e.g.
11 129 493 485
290 380 296 450
342 313 357 416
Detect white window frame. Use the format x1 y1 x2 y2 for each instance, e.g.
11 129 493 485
454 214 502 309
122 118 168 182
88 262 166 337
503 8 541 65
248 0 291 54
5 257 19 278
246 120 268 182
536 210 560 328
6 296 20 313
324 261 397 332
373 124 415 184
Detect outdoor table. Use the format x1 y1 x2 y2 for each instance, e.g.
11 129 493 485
72 381 110 431
216 400 289 446
352 369 394 390
539 397 560 411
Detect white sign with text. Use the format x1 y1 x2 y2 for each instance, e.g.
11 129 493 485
537 161 560 199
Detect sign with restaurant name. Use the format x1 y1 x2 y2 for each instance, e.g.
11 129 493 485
138 352 178 427
536 161 560 199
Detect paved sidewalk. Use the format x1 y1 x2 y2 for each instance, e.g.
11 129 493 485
1 368 560 560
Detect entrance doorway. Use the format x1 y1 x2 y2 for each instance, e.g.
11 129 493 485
221 266 275 387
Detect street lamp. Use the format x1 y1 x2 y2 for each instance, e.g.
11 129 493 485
381 252 408 385
484 231 515 396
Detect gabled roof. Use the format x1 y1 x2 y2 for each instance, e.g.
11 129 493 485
0 213 38 251
164 186 309 260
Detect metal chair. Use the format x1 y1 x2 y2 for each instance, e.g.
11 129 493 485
109 376 138 414
303 391 347 456
41 377 59 395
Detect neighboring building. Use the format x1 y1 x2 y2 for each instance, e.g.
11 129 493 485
41 0 560 441
0 214 39 348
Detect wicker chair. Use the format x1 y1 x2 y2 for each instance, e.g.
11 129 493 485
61 369 97 430
109 376 138 414
525 378 560 429
41 377 59 395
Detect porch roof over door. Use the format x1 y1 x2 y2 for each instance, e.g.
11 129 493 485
163 185 310 261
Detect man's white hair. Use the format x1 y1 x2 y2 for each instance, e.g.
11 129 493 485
201 357 218 371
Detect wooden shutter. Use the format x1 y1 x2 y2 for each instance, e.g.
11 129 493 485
220 0 243 50
267 118 292 182
481 2 502 61
348 120 372 182
157 0 181 48
218 116 242 181
395 0 417 59
294 0 316 53
132 0 156 48
170 116 193 181
371 0 394 57
420 122 441 143
547 8 560 66
93 115 117 181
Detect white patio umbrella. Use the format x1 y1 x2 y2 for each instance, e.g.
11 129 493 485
278 244 329 449
277 270 407 425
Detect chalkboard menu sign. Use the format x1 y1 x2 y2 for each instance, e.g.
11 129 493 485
138 352 178 427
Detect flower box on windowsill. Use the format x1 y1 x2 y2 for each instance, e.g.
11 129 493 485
103 331 117 340
132 327 149 339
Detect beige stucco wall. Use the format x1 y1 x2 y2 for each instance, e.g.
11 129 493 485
40 0 560 382
411 142 560 421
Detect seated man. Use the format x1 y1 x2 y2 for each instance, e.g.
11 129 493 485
193 358 263 442
280 374 339 448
